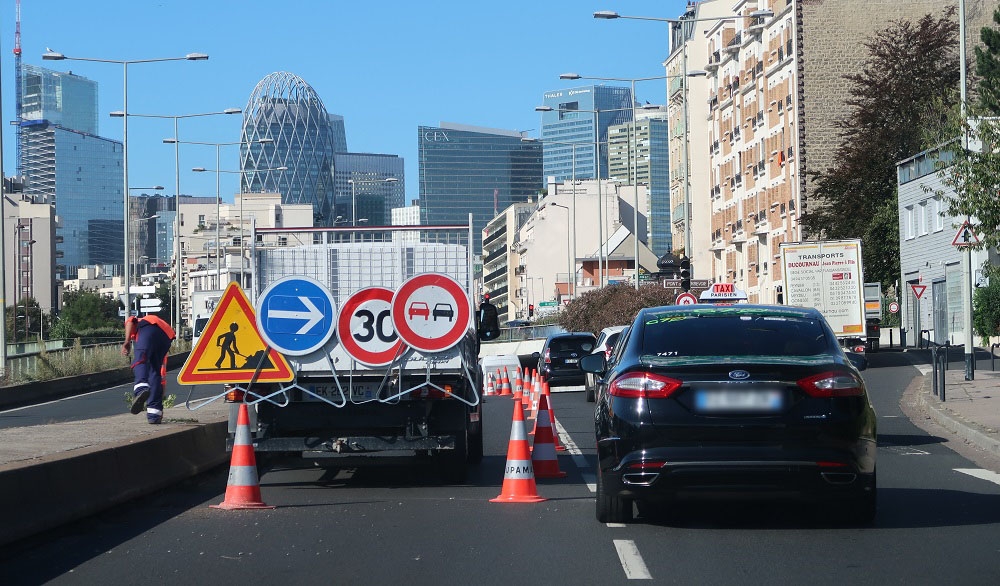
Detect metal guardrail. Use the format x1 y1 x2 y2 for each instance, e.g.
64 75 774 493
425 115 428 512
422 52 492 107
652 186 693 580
2 341 123 382
482 325 565 344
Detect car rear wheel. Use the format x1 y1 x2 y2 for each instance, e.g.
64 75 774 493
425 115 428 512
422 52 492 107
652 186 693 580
596 468 633 523
842 470 877 525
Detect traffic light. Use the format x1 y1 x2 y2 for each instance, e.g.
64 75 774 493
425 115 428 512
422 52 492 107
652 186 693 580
679 256 691 292
528 304 535 318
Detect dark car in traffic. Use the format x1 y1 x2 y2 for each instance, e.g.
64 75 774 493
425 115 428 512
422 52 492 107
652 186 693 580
536 332 597 387
581 304 876 524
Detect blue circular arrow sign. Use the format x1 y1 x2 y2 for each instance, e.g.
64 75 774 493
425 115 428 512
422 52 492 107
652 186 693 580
256 276 338 356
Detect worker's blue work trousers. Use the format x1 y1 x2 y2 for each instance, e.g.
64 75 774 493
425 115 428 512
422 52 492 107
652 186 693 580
131 323 172 423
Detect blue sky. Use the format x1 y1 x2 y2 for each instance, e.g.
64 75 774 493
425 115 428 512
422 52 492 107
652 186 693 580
0 0 688 204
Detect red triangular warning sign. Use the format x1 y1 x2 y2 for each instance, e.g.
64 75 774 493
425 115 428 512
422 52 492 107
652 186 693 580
952 220 980 247
911 284 927 300
178 282 294 385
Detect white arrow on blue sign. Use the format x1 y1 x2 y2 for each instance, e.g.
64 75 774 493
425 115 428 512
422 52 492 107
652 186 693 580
256 276 338 356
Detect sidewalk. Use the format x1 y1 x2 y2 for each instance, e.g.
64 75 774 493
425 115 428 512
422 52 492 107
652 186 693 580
909 353 1000 460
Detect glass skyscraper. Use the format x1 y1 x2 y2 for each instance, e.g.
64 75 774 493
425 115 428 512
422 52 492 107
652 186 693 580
20 65 98 137
333 153 404 226
538 85 633 182
418 123 542 253
240 72 340 224
21 122 123 278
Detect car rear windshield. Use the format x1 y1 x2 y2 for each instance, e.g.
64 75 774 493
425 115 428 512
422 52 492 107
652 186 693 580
550 336 595 353
641 313 831 357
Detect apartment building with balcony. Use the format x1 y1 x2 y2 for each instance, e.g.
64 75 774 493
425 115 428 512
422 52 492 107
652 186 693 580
668 0 982 303
482 202 536 323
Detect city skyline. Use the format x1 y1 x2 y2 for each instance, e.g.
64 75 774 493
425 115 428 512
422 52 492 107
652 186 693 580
0 0 686 206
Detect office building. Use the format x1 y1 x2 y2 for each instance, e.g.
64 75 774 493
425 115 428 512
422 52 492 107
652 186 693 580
20 65 98 137
538 85 633 182
608 109 672 256
333 153 404 226
418 122 542 253
240 72 343 224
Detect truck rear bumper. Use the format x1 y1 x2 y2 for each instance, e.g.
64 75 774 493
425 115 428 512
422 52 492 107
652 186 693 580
232 434 459 454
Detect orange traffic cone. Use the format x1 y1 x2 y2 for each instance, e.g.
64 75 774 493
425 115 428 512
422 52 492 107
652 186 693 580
211 403 275 510
543 380 566 452
531 394 567 478
484 372 496 396
514 367 523 397
500 368 512 396
491 400 546 503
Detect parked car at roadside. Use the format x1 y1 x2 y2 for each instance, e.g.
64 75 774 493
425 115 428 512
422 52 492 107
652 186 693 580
535 332 597 387
581 304 876 525
585 325 628 402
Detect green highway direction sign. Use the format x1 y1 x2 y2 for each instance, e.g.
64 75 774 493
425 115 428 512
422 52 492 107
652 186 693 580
538 301 557 307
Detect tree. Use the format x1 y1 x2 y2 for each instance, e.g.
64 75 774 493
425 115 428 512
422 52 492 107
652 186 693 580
801 8 960 287
5 297 51 342
559 283 677 334
55 289 121 333
976 7 1000 114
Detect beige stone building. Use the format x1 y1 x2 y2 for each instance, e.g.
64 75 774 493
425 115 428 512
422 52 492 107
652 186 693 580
667 0 993 303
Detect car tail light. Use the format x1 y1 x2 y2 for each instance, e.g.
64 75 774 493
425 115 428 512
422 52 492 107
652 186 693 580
852 344 866 353
628 460 667 470
544 348 551 364
797 371 864 397
608 372 683 399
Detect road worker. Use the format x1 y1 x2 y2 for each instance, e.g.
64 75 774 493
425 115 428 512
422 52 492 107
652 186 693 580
122 313 176 424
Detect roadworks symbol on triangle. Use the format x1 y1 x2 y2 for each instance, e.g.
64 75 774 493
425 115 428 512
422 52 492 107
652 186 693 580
178 282 294 385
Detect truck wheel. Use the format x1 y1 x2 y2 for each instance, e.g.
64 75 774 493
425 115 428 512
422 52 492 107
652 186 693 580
439 430 468 484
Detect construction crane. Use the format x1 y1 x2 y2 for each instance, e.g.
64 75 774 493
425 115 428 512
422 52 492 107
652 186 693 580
13 0 23 175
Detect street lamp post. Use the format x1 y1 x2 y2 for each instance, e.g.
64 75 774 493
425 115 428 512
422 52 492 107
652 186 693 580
536 104 632 287
42 49 208 318
347 177 399 242
522 137 580 298
560 73 669 289
595 8 773 263
192 163 287 289
112 108 241 333
175 138 273 289
538 202 573 304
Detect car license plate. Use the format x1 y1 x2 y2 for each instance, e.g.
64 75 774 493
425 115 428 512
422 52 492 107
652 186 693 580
695 389 783 412
564 358 579 364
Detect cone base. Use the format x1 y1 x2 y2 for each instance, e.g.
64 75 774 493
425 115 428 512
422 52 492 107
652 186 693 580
211 501 276 510
534 470 568 479
490 495 547 503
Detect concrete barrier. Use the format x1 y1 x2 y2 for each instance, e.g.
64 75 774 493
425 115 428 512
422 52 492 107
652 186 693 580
0 419 227 547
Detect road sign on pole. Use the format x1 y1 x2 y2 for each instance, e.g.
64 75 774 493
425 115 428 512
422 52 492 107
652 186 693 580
391 273 471 353
256 276 338 356
338 287 406 366
952 220 980 247
911 284 927 300
675 292 698 305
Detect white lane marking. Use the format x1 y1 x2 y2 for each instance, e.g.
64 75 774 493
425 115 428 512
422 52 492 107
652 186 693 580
614 540 653 580
554 416 596 492
955 468 1000 486
606 523 626 528
881 415 900 418
916 365 932 376
583 473 596 493
0 387 119 413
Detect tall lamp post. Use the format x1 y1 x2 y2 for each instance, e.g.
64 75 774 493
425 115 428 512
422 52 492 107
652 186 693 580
42 49 208 318
535 104 632 287
595 8 773 263
560 73 668 289
171 138 273 288
347 177 400 242
522 137 582 298
111 108 241 333
192 164 287 289
538 202 573 303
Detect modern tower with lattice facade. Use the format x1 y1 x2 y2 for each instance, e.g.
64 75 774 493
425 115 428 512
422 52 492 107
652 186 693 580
240 72 344 224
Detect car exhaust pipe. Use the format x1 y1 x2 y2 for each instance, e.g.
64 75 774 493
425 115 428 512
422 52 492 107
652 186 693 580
622 472 660 486
821 472 857 485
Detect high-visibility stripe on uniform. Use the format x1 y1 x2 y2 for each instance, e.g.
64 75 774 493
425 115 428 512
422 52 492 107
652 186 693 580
146 407 163 417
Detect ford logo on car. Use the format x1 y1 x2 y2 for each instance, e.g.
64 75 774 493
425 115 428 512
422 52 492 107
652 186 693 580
729 370 750 380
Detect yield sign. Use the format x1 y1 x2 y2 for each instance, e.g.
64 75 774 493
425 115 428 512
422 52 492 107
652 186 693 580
178 282 294 385
952 220 980 247
911 284 927 300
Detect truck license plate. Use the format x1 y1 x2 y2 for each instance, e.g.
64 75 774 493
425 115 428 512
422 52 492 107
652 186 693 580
304 384 378 402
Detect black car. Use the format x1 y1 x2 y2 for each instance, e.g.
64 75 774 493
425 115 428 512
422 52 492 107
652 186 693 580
581 304 876 524
536 332 597 387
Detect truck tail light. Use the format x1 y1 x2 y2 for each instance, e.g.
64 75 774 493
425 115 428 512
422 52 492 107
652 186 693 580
225 387 245 402
609 372 682 399
797 371 864 397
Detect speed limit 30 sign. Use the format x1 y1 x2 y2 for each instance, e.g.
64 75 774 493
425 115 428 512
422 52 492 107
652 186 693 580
338 287 406 366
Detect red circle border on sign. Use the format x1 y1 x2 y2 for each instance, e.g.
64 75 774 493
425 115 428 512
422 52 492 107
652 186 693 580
338 287 406 366
391 273 471 353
